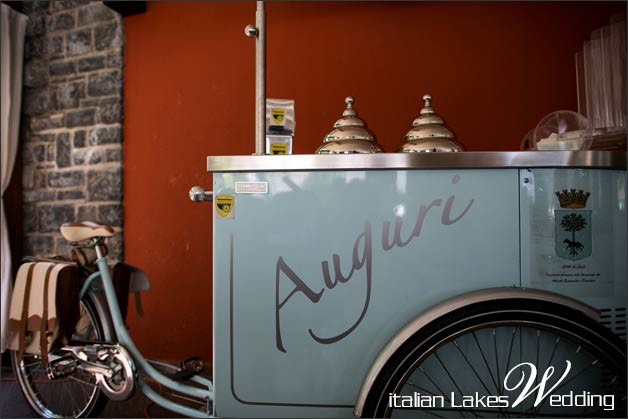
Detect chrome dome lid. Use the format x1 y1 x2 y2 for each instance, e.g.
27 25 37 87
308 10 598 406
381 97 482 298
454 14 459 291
397 94 464 153
316 96 384 154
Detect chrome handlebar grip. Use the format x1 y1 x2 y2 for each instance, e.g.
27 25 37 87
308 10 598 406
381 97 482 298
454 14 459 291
189 186 213 202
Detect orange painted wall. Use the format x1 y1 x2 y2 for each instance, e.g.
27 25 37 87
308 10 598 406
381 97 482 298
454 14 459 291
123 1 623 362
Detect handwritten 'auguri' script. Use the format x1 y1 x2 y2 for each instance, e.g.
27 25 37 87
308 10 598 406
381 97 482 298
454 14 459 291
275 175 474 353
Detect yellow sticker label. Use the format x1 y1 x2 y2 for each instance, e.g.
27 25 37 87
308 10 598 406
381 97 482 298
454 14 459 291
270 143 289 155
215 195 234 218
271 109 285 125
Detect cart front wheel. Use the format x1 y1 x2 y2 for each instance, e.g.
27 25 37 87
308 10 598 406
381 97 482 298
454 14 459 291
362 300 627 418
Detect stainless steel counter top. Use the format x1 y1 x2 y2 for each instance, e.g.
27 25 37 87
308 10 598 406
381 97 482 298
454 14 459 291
206 151 626 172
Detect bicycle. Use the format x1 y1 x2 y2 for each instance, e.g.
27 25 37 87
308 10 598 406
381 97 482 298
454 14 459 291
10 221 214 418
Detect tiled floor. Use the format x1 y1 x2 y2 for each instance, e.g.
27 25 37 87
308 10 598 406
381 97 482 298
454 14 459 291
0 356 205 418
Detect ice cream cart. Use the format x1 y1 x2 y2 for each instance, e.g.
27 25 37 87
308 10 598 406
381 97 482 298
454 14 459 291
199 3 627 416
202 151 627 417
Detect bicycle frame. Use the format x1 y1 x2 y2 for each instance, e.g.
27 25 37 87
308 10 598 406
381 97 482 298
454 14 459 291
79 245 215 418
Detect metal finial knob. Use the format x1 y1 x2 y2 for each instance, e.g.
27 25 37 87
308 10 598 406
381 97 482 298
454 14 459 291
420 93 435 116
342 96 357 117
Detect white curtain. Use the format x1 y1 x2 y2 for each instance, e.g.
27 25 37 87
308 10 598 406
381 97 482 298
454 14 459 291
1 4 27 353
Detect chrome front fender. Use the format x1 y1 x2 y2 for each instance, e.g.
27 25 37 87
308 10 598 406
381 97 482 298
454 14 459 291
353 287 599 417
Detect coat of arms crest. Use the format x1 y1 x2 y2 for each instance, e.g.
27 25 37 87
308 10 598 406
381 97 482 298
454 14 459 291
554 189 591 261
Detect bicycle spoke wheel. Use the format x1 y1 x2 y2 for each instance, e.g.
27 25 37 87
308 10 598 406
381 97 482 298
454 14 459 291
363 300 627 418
11 295 109 418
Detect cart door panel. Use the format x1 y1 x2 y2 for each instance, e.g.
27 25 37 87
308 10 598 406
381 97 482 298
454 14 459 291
520 168 627 330
213 169 519 417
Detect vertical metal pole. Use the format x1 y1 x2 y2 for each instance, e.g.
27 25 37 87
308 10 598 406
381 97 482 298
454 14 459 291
245 1 266 155
255 1 266 155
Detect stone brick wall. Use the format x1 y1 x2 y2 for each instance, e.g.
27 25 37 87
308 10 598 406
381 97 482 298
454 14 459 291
21 1 124 262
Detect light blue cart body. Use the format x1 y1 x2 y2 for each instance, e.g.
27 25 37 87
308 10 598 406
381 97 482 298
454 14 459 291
209 153 627 418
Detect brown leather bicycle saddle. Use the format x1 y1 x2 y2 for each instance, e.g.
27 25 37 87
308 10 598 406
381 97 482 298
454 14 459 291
60 221 115 242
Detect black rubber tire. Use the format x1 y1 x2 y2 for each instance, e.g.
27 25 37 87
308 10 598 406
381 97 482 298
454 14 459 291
362 299 627 418
11 293 110 418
